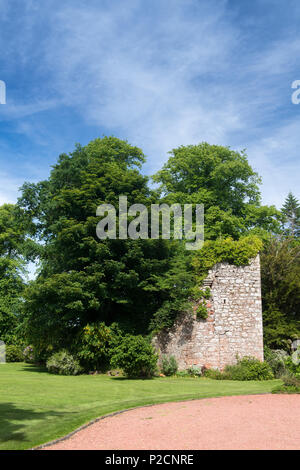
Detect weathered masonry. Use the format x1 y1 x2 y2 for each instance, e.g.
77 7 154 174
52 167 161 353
153 255 264 370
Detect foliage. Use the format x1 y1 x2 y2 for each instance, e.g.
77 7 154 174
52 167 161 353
284 356 300 378
18 137 193 351
5 344 24 362
153 142 280 239
186 365 202 377
202 368 223 379
281 192 300 238
222 357 274 381
110 334 158 378
204 357 274 381
272 374 300 394
161 355 178 376
76 322 120 371
46 350 82 375
261 236 300 349
23 345 35 363
196 303 208 320
263 347 288 378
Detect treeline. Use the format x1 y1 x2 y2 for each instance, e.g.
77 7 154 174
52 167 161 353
0 137 299 366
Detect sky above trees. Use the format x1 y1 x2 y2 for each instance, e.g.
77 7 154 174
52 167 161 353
0 0 299 207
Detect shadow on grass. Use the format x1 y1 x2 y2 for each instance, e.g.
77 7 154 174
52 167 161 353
0 402 65 445
20 364 48 374
111 376 155 381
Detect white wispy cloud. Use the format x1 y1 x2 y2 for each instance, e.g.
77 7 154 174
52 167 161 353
0 0 299 208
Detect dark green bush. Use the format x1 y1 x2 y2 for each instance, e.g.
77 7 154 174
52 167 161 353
46 350 82 375
285 355 300 378
204 357 274 381
76 322 117 372
223 357 274 381
161 355 178 376
5 344 24 362
110 335 158 378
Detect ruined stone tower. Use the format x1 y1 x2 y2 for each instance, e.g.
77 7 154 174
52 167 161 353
153 255 264 370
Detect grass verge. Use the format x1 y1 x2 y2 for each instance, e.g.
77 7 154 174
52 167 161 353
0 363 280 450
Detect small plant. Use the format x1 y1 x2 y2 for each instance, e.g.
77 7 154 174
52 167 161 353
202 368 223 380
46 350 82 375
175 370 189 377
187 365 202 377
5 345 24 362
161 355 178 376
110 335 158 378
196 303 208 320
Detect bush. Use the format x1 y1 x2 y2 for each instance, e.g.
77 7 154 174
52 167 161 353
284 356 300 378
272 374 300 394
76 322 115 372
161 355 178 376
223 357 274 381
264 347 288 378
5 344 24 362
46 350 82 376
202 368 223 380
203 357 274 381
23 345 35 363
187 365 202 377
110 335 158 378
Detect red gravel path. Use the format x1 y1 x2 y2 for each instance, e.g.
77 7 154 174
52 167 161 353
45 394 300 450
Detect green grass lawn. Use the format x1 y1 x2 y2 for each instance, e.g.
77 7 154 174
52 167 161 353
0 363 280 450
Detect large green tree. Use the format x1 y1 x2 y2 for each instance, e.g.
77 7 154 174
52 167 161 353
152 142 281 239
18 137 190 353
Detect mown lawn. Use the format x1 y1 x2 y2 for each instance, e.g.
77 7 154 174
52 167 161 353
0 363 280 450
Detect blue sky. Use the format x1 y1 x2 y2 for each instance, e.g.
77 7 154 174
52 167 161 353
0 0 299 208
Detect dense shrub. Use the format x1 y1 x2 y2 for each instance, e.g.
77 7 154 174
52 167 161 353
46 350 82 376
272 374 300 394
223 357 274 381
110 335 158 378
76 322 117 372
264 347 288 378
204 357 274 381
5 344 24 362
161 355 178 376
285 356 300 378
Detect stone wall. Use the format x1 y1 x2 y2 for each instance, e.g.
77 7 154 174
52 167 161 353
153 255 264 370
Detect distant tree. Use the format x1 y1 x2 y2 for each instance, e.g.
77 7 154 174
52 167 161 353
281 192 300 238
0 204 29 344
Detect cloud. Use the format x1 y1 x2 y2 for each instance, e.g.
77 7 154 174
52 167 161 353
0 0 300 208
